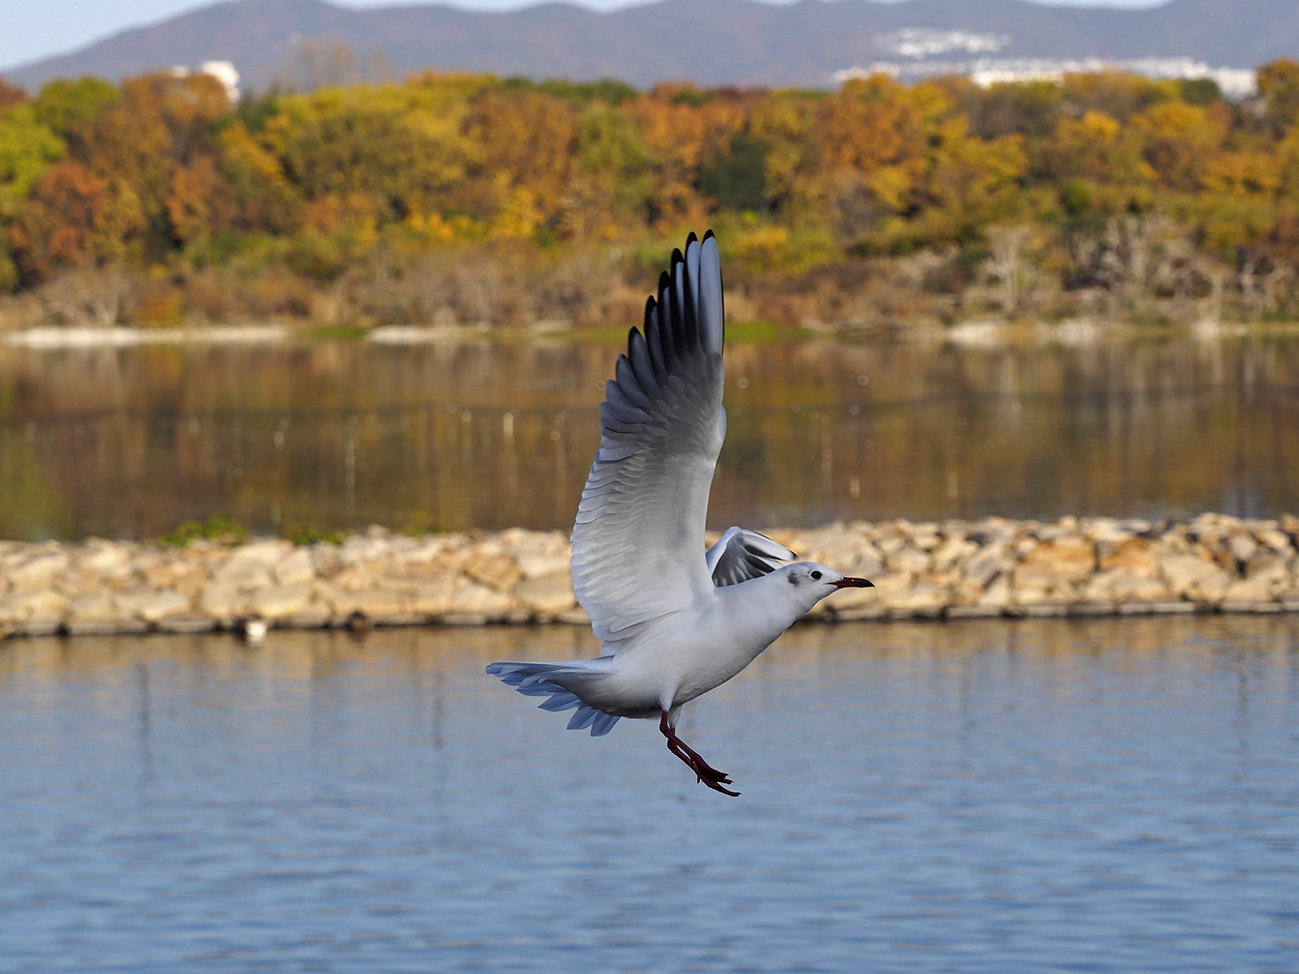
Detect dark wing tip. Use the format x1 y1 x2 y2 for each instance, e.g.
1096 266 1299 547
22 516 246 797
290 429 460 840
633 232 724 368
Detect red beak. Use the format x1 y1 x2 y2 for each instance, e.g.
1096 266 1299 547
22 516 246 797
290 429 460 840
832 577 874 589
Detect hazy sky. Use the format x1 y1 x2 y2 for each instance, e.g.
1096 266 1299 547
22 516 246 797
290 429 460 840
4 0 1169 75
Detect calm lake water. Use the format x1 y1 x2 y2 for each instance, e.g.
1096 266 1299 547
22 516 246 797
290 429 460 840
2 616 1297 972
1 333 1298 540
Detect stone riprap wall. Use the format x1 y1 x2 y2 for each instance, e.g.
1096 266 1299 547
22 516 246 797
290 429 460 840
2 513 1298 639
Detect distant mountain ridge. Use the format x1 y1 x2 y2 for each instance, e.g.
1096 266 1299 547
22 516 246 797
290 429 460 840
5 0 1299 93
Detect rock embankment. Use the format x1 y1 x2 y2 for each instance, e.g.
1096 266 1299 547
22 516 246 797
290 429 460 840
2 513 1298 639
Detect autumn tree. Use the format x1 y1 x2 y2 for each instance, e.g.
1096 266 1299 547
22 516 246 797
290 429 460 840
5 62 1299 323
1058 70 1172 123
1256 59 1299 135
8 161 110 283
564 105 654 239
1130 100 1227 192
0 103 65 217
31 77 120 147
460 88 579 236
0 81 25 110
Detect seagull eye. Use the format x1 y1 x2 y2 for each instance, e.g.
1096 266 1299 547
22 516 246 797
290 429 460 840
810 570 822 580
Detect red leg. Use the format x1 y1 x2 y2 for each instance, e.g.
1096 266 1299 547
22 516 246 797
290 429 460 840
659 711 740 797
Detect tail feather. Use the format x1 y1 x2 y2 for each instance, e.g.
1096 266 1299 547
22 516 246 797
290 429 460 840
486 658 622 737
567 707 599 731
539 691 582 712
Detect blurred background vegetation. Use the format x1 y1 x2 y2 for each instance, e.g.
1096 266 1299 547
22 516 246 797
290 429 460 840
5 62 1299 331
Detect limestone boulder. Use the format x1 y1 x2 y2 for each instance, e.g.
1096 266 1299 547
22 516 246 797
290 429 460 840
65 591 119 634
1019 538 1096 582
886 545 930 575
338 588 413 623
977 573 1014 612
4 548 71 591
1161 553 1232 600
463 551 523 592
1 588 71 626
1221 575 1281 608
930 534 977 572
75 540 133 574
248 584 313 621
507 530 571 579
889 580 947 618
228 539 295 568
1099 537 1161 579
448 578 514 619
116 588 193 623
1082 517 1131 544
960 543 1013 590
1227 532 1258 567
198 581 247 622
513 572 578 616
274 548 317 587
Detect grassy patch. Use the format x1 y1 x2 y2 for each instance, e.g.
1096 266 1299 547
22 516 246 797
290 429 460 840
161 514 247 547
283 523 346 546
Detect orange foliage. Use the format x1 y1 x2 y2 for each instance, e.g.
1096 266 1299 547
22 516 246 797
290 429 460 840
9 161 109 281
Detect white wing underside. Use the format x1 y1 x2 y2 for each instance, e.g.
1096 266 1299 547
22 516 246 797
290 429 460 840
705 527 798 588
570 232 727 644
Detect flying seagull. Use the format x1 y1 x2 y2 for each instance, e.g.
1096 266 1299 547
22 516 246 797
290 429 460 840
487 231 872 796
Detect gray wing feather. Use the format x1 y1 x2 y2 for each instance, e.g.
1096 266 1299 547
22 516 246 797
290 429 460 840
706 526 798 587
570 231 725 643
486 659 622 737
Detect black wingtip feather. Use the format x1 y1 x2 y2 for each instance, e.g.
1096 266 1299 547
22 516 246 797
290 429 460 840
668 253 688 354
655 271 677 370
625 231 723 377
682 241 699 347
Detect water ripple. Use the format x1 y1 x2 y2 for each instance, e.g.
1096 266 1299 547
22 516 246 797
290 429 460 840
1 615 1297 972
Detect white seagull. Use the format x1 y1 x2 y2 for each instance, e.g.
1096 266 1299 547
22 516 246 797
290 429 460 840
487 231 872 795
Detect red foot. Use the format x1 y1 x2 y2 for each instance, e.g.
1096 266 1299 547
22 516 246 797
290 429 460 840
660 711 740 796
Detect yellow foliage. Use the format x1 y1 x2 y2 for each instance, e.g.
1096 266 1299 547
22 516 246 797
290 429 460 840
219 121 288 188
731 222 836 276
1133 101 1206 136
1200 151 1282 197
301 192 382 234
1076 110 1122 142
865 165 914 212
494 187 544 239
402 211 478 245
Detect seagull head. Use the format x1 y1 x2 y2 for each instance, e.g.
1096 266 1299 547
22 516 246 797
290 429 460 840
780 562 874 611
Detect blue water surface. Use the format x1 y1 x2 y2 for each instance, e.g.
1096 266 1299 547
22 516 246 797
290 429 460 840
1 615 1297 972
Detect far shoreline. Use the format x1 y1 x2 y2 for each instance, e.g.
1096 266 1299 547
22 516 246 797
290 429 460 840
5 316 1299 352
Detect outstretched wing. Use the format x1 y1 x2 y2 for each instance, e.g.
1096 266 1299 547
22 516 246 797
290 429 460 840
570 231 725 642
706 526 797 587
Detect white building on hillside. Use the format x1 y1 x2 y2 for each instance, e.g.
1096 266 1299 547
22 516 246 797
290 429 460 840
167 60 240 103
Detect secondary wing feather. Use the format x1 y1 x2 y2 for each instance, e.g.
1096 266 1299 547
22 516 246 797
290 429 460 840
570 231 725 642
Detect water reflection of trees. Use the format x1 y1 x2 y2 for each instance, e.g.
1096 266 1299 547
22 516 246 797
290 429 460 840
0 337 1296 540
